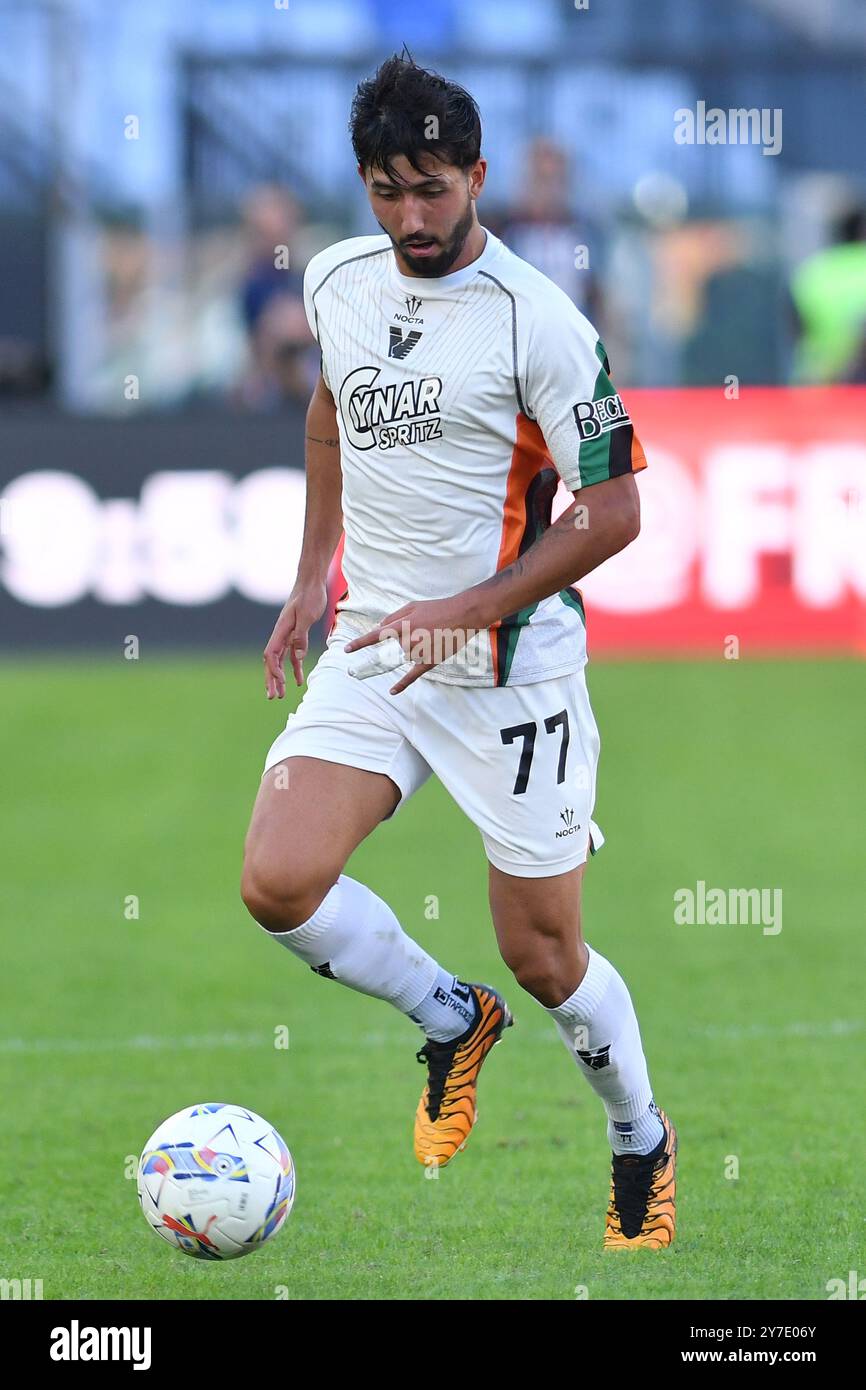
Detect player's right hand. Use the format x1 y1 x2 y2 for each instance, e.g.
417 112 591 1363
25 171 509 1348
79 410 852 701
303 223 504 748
263 583 328 699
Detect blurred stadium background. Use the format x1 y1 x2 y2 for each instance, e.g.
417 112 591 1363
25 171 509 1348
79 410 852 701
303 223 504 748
2 0 865 1301
2 0 865 649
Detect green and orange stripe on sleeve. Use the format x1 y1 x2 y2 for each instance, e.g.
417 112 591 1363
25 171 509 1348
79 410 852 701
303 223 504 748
574 340 647 488
489 413 560 686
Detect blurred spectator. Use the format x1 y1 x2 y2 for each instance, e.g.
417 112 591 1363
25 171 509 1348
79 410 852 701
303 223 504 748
790 206 866 383
237 185 316 409
0 338 52 399
256 295 318 403
667 221 787 387
498 138 602 319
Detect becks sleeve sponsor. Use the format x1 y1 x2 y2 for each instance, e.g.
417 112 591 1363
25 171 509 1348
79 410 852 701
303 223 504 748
525 296 646 492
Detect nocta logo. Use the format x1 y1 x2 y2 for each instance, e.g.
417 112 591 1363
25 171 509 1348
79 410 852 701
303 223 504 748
390 295 425 354
338 366 442 451
556 807 581 838
393 293 424 324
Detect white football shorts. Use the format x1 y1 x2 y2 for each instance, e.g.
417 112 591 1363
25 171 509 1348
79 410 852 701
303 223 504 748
263 635 604 878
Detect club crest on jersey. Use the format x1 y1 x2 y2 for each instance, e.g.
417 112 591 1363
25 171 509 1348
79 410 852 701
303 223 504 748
389 326 423 359
338 366 443 450
572 394 630 440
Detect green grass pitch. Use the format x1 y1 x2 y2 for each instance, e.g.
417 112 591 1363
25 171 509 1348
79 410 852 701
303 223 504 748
1 653 863 1300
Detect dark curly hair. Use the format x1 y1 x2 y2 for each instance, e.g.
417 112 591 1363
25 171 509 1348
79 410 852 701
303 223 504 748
350 52 482 182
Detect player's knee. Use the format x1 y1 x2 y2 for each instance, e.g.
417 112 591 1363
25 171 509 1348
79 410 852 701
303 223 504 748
501 946 568 1008
240 857 332 933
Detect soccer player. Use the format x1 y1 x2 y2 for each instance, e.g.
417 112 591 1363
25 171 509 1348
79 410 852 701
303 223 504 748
241 55 676 1249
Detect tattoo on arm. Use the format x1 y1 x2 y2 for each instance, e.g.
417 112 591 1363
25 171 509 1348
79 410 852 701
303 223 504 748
305 434 340 448
487 511 577 590
488 553 529 590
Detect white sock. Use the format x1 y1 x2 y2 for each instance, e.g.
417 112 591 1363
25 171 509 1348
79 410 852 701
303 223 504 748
608 1099 666 1156
266 875 470 1038
407 967 478 1043
545 943 664 1155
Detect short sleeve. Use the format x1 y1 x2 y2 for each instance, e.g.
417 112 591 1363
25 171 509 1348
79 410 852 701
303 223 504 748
302 257 331 389
525 299 646 492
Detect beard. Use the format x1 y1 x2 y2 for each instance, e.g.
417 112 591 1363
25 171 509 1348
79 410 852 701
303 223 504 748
384 198 476 278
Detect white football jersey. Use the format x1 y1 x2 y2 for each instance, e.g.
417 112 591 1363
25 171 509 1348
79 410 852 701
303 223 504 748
303 228 646 686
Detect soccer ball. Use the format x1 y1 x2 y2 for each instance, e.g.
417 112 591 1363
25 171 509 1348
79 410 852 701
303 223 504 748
137 1103 295 1260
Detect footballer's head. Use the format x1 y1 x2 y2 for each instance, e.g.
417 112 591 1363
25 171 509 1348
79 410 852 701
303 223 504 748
350 53 486 277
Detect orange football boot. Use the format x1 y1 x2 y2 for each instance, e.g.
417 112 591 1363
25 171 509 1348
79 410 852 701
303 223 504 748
603 1108 677 1249
414 983 513 1170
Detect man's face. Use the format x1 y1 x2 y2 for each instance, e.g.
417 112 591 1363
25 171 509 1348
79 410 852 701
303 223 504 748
361 153 484 277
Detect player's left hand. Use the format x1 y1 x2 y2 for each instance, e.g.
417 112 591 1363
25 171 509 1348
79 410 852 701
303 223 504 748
344 599 477 694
